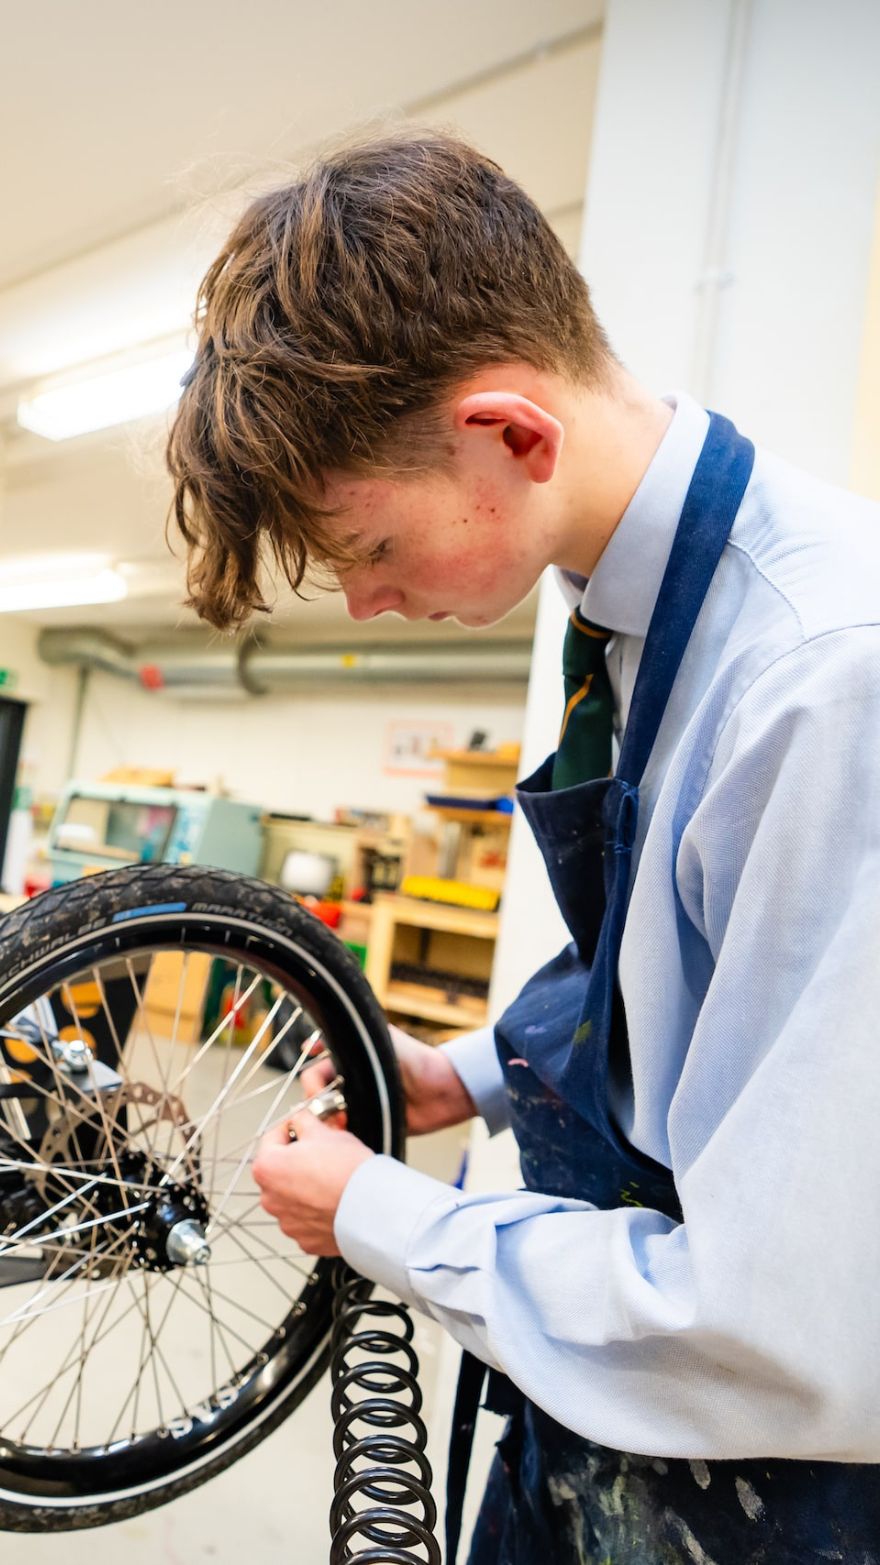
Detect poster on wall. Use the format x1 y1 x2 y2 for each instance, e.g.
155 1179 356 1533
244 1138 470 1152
382 720 455 778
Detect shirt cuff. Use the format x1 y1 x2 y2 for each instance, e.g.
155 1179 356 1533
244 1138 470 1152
439 1027 511 1136
334 1154 456 1305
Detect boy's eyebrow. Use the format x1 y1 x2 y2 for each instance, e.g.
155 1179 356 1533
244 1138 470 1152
333 534 385 572
303 528 373 578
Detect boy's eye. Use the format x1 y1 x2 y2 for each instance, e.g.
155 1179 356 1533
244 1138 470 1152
367 539 392 566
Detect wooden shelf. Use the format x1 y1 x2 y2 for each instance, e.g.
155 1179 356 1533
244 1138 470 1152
428 748 520 800
355 829 408 848
370 893 499 938
366 895 499 1037
429 749 519 769
383 984 489 1028
424 806 513 828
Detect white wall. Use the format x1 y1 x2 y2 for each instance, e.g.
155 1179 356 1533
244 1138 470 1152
584 0 880 475
32 666 526 819
0 621 48 704
488 572 570 1013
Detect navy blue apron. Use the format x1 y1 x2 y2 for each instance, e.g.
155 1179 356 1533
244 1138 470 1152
446 413 880 1564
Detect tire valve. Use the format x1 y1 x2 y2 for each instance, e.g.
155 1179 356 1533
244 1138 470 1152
287 1080 346 1142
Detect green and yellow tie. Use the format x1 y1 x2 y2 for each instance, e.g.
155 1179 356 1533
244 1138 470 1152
551 610 614 790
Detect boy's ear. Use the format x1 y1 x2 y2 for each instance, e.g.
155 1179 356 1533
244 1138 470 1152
453 391 564 483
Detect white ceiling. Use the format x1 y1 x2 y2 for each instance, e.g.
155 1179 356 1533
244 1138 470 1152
0 0 600 289
0 0 604 637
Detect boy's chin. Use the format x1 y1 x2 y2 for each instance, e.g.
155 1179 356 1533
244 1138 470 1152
454 605 513 630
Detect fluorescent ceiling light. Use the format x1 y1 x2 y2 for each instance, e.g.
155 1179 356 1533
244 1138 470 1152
16 347 194 441
0 556 128 613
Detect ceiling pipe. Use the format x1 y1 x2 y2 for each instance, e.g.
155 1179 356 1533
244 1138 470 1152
241 640 532 692
38 628 135 680
37 627 532 694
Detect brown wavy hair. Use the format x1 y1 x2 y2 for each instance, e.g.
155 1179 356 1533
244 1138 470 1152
167 130 612 631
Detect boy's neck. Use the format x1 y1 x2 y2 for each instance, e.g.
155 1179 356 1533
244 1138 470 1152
552 368 674 580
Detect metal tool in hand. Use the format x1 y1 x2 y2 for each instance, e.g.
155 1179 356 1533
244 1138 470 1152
287 1078 346 1141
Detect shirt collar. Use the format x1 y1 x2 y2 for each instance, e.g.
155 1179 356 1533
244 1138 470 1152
556 391 711 637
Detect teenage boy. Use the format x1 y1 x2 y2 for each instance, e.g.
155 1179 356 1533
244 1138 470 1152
168 133 880 1563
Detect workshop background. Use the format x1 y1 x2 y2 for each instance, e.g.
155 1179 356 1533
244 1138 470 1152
0 0 878 1560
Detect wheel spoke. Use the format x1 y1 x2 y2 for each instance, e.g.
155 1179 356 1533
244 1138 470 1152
0 1199 150 1275
0 1154 161 1193
122 958 203 1188
181 1252 311 1269
205 1036 324 1235
0 1245 87 1417
207 1195 275 1230
66 984 137 1228
196 1270 284 1336
0 875 393 1514
193 1265 241 1389
142 1274 166 1432
204 964 245 1202
105 1274 181 1448
159 993 300 1190
47 1216 103 1450
210 1217 312 1298
1 1213 143 1330
128 1266 195 1420
173 1270 263 1359
0 1174 104 1256
6 1222 140 1435
0 1241 108 1384
167 970 263 1098
32 996 95 1175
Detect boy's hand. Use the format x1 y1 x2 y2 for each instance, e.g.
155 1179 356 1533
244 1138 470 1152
301 1022 476 1136
252 1110 373 1256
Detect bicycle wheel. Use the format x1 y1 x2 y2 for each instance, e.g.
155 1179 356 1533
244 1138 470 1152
0 864 403 1531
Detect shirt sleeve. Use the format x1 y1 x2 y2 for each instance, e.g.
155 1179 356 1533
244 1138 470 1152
438 1026 511 1135
339 628 880 1462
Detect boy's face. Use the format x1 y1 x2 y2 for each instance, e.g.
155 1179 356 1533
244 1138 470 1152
321 467 555 628
321 376 571 629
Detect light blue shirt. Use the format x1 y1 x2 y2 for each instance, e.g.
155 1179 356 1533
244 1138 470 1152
336 392 880 1461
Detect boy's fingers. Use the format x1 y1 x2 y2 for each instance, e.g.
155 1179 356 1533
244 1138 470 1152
254 1109 332 1175
285 1105 348 1143
301 1063 333 1097
259 1119 294 1150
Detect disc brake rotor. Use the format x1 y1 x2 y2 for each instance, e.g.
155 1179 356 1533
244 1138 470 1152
33 1081 196 1277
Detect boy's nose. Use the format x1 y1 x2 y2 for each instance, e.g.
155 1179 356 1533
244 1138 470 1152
344 582 405 620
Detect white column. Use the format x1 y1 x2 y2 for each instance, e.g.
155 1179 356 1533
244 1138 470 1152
487 568 569 1016
581 0 880 475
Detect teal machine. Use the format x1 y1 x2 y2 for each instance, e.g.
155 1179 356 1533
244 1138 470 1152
47 782 263 886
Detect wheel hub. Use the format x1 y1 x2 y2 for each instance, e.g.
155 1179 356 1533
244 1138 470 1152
27 1080 210 1274
135 1177 210 1272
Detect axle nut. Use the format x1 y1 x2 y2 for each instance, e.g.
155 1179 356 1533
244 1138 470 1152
166 1219 211 1266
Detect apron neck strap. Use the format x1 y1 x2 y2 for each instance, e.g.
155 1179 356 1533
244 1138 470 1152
616 411 755 787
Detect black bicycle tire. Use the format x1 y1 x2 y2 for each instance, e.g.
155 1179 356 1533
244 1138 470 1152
0 864 403 1531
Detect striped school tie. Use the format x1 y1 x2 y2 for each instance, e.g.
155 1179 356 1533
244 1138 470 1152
551 610 614 789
